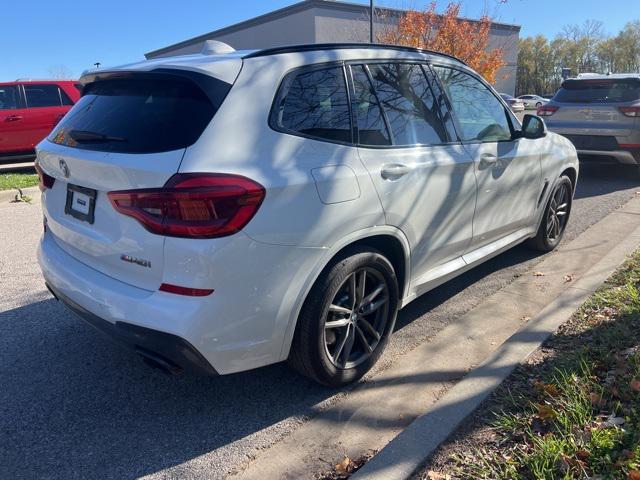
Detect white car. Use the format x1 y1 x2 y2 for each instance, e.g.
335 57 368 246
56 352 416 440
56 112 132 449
36 42 579 386
518 94 550 109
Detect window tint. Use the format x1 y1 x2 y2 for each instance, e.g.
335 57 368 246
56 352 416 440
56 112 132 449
434 66 511 142
352 66 391 146
60 88 74 106
554 79 640 103
367 63 447 146
24 84 62 107
49 77 216 154
273 67 351 143
0 86 19 110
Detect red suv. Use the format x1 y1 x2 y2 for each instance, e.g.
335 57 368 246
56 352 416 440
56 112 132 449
0 80 80 160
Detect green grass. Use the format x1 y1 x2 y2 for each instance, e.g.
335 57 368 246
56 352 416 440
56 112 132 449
432 251 640 480
0 173 39 191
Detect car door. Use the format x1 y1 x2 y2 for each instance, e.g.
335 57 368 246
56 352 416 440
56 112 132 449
432 65 542 254
352 62 477 286
21 83 69 149
0 84 28 154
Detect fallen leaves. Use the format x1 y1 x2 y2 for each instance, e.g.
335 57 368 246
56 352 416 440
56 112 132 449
631 379 640 392
426 471 451 480
628 470 640 480
535 403 557 421
334 456 356 475
563 274 574 283
533 271 545 277
589 392 607 408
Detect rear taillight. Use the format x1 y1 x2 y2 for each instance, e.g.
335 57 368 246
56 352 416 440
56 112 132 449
107 173 265 239
619 106 640 117
35 163 55 192
537 105 558 117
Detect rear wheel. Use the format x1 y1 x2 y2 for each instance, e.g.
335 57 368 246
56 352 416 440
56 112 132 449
527 176 573 252
536 102 543 108
288 247 399 387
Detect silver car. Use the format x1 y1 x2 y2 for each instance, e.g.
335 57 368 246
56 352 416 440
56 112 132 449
517 94 549 109
541 74 640 169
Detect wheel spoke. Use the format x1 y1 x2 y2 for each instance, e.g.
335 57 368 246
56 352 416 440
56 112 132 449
362 296 388 315
355 325 373 353
358 317 381 341
553 216 560 237
328 304 352 315
361 283 384 306
333 325 350 363
325 317 351 329
340 325 356 366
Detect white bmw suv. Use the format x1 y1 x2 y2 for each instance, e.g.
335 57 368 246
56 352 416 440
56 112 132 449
36 42 578 386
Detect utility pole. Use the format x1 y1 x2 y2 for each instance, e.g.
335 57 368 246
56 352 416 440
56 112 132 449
370 0 374 43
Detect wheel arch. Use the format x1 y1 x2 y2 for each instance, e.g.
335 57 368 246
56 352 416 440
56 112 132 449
278 226 411 360
561 166 578 193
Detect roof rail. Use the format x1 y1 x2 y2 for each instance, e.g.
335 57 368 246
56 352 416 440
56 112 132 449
243 43 466 65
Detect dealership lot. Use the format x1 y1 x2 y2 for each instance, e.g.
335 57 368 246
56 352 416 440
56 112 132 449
1 164 639 479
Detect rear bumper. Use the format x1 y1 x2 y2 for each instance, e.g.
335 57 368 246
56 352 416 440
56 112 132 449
46 282 217 375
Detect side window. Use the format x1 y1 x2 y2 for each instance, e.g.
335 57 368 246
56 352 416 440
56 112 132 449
0 86 19 110
24 84 63 108
272 66 351 143
351 66 391 146
366 63 447 146
433 66 512 142
60 88 74 106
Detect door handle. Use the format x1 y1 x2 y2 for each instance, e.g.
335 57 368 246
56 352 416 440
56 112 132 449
479 153 498 168
4 115 23 122
381 163 412 180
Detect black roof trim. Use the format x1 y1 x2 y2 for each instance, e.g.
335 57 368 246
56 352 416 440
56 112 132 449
243 43 467 65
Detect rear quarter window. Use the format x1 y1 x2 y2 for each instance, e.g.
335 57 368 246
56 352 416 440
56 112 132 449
49 76 219 154
554 79 640 103
271 66 352 144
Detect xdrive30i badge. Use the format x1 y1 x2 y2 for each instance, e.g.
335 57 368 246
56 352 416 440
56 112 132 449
120 254 152 268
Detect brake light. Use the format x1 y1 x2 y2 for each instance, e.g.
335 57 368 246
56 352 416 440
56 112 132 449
35 163 55 192
619 106 640 117
108 173 265 239
537 105 558 116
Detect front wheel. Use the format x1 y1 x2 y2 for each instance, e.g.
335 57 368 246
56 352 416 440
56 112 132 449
527 175 573 252
288 247 399 387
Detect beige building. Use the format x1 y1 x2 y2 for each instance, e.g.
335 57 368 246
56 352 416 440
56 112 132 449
145 0 520 94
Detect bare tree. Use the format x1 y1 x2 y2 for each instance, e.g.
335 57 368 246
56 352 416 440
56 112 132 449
47 65 74 79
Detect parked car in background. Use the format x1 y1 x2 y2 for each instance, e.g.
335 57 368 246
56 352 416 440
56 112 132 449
0 80 80 161
499 93 525 112
517 94 549 109
37 42 578 387
540 74 640 170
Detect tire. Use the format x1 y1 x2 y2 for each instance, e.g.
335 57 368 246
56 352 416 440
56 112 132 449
288 247 399 387
536 102 543 108
527 175 573 252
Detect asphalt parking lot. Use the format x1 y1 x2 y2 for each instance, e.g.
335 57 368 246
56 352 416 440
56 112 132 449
1 163 639 480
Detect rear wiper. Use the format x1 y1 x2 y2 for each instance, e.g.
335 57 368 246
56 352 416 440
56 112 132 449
69 130 127 143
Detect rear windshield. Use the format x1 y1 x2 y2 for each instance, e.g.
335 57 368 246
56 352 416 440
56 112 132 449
49 77 217 154
554 79 640 103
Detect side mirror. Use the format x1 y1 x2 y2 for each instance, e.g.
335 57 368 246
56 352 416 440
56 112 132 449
520 114 547 139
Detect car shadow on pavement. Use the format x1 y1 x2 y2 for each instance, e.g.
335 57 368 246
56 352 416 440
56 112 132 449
573 163 639 200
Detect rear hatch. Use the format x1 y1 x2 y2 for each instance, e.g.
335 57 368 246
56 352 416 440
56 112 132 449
547 78 640 138
37 70 233 291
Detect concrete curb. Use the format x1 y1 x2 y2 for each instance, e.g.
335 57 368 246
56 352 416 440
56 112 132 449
0 186 39 204
352 221 640 480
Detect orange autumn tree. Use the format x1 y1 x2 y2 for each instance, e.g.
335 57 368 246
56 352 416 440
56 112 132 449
378 2 506 83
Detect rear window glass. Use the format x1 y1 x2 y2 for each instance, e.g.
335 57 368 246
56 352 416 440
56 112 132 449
554 79 640 103
49 77 216 154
